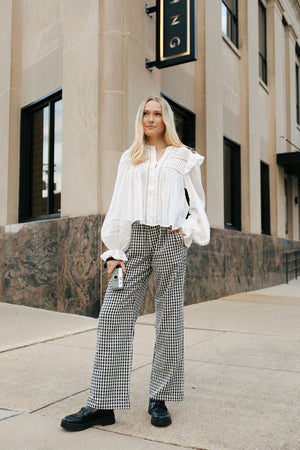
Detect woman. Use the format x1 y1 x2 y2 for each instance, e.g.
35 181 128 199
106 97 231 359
61 95 210 431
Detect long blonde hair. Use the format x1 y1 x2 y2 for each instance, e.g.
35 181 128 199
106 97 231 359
130 96 184 165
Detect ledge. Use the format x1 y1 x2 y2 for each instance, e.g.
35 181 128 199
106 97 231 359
259 78 270 94
222 33 241 59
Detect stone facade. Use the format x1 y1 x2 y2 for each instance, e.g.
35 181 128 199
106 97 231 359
1 216 299 318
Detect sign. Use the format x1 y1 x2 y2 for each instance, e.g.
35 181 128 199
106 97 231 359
146 0 197 70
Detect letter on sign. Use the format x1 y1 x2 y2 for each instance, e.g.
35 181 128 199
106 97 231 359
170 36 181 48
170 14 180 26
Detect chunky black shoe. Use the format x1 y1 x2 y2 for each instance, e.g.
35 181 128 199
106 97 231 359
60 406 115 431
148 399 172 427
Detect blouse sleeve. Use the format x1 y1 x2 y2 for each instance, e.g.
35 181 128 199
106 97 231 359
180 153 210 248
100 151 132 261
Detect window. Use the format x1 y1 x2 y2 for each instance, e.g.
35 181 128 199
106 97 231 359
161 92 196 149
161 93 196 209
258 1 267 84
19 90 62 222
296 64 300 125
222 0 238 48
260 161 270 235
284 178 288 235
224 137 241 231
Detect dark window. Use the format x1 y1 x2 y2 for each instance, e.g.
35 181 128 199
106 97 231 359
161 93 196 209
259 1 267 84
260 161 270 235
284 178 288 235
19 90 62 222
161 92 196 149
222 0 238 48
224 137 241 231
296 64 300 125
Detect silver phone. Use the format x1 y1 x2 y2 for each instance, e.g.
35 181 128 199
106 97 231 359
111 266 124 290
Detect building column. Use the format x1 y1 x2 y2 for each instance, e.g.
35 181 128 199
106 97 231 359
284 24 297 150
0 0 21 226
99 0 126 213
267 0 286 237
195 0 207 196
61 0 101 217
204 0 223 228
284 23 299 240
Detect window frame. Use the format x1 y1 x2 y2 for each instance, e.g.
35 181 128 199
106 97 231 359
258 0 267 85
161 92 196 209
19 89 62 223
260 161 271 235
161 92 196 149
223 136 241 231
296 63 300 125
284 178 289 236
222 0 239 48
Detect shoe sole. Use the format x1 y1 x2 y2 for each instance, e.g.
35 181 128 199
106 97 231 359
148 407 172 427
60 414 115 432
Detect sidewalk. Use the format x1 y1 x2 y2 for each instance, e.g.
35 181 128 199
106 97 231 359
0 279 300 450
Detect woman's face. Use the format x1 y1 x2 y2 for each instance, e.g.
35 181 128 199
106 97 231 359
143 101 165 140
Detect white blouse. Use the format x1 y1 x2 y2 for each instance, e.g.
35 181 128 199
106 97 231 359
101 145 210 261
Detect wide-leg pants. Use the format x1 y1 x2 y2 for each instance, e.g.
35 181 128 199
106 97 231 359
87 222 187 409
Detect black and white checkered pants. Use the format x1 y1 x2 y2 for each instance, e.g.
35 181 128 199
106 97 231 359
87 221 187 409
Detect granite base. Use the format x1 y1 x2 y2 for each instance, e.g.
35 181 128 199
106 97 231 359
0 216 299 317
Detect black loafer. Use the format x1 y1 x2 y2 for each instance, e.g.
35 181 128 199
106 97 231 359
148 399 172 427
60 406 115 431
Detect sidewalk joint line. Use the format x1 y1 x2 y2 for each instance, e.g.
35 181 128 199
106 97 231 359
183 326 298 338
185 358 300 374
29 388 90 414
132 362 153 372
98 427 207 450
185 332 225 350
0 327 98 354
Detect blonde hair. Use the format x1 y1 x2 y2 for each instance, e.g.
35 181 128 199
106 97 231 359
130 96 184 165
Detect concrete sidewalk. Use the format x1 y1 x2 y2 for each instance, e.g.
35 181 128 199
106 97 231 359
0 279 300 450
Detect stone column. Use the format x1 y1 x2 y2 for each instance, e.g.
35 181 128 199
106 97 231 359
195 0 207 195
0 0 21 226
267 0 286 238
99 0 126 213
204 0 224 228
240 0 271 235
61 0 101 217
284 24 297 151
284 23 299 240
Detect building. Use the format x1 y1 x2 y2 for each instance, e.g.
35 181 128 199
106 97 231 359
1 0 300 317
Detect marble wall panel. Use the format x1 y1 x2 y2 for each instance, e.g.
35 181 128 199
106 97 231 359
185 244 210 305
1 217 300 317
0 226 4 301
57 215 101 318
2 220 59 310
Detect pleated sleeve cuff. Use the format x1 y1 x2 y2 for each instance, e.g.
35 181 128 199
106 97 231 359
100 249 128 262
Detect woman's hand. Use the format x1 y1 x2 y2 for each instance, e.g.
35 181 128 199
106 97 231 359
106 259 126 278
169 227 186 244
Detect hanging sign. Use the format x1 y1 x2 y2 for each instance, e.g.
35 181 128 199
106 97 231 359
146 0 197 70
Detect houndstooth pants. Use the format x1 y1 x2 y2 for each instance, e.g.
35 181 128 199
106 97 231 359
87 221 187 410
